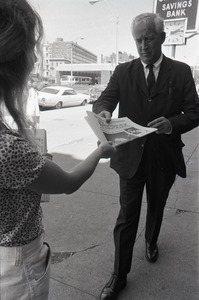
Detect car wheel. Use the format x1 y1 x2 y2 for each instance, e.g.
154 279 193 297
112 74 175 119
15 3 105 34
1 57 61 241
55 101 62 109
81 100 87 106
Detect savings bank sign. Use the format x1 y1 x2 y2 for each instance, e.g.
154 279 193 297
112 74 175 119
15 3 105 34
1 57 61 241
154 0 199 31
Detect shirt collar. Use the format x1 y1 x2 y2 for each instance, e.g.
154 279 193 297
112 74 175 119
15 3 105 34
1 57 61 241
141 53 163 69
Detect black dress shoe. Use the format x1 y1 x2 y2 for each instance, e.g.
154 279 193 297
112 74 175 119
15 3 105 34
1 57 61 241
99 274 127 300
145 242 159 263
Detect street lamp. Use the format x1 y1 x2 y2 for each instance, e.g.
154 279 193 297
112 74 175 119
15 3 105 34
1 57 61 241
89 0 119 65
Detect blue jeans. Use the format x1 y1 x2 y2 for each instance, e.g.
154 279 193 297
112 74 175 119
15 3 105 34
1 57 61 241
0 234 51 300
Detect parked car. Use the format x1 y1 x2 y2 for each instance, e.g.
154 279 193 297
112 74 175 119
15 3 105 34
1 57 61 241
38 86 87 109
89 84 106 103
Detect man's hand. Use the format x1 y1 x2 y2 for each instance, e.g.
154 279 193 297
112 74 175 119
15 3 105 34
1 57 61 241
98 110 111 123
147 117 172 134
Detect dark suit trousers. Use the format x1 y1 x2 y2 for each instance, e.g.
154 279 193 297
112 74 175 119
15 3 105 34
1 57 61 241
113 141 176 276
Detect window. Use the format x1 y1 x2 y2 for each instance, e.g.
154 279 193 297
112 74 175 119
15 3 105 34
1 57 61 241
62 90 76 95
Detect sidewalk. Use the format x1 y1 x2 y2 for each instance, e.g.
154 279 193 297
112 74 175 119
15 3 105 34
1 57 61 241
42 127 199 300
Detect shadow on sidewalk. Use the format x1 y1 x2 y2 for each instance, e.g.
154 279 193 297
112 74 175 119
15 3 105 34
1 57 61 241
41 151 119 261
42 144 199 300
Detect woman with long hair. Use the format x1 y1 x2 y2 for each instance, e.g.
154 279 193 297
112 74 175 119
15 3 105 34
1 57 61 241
0 1 115 299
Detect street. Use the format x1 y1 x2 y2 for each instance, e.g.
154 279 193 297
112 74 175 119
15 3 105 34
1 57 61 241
39 104 96 160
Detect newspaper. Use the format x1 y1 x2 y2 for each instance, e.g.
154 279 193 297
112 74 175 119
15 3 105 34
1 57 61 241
85 111 157 146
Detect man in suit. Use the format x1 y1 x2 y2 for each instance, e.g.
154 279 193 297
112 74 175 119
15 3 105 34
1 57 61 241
93 12 199 300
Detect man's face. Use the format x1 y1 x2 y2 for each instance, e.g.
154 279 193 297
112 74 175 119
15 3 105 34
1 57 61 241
132 21 165 64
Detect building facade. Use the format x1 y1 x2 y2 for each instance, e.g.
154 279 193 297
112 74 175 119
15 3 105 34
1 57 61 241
48 38 97 64
39 38 98 81
101 52 136 64
31 37 136 85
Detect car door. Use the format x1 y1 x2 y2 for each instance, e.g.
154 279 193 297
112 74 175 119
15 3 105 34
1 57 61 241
61 90 74 107
64 89 83 106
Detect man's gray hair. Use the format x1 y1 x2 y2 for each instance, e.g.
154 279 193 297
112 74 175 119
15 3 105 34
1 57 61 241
131 13 164 34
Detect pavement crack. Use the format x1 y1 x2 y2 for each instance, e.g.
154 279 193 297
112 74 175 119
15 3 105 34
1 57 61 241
81 244 100 252
51 251 76 264
51 244 100 264
50 277 97 299
175 208 189 215
185 143 199 165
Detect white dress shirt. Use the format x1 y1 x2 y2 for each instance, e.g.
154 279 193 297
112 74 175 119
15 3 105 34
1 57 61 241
141 54 163 82
141 54 172 134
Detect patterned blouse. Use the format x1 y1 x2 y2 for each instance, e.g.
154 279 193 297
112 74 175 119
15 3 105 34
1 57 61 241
0 129 45 246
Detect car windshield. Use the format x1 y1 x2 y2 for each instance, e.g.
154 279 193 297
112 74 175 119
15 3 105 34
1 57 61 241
41 88 59 94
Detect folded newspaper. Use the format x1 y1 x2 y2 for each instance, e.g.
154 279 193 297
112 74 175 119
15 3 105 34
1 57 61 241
85 111 157 146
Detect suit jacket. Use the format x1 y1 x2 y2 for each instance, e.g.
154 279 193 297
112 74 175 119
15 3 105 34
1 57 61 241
93 55 199 179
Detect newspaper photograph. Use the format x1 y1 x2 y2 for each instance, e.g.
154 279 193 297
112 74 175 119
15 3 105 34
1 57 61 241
85 111 157 146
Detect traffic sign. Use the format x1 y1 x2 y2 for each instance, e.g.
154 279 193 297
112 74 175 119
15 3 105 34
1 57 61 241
154 0 199 31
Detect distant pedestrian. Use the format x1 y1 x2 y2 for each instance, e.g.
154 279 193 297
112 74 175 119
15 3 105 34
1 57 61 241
0 1 116 299
93 12 199 300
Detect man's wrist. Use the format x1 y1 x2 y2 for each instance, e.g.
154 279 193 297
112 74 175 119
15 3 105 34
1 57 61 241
165 121 172 134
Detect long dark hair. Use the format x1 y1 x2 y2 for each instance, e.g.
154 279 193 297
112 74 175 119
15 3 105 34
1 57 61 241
0 0 43 140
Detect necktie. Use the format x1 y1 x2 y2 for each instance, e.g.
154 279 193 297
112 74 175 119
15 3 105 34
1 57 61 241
146 64 155 92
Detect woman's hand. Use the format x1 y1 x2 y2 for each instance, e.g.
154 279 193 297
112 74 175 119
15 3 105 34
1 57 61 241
98 141 116 158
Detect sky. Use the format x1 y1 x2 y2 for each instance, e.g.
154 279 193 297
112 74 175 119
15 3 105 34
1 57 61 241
29 0 199 66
